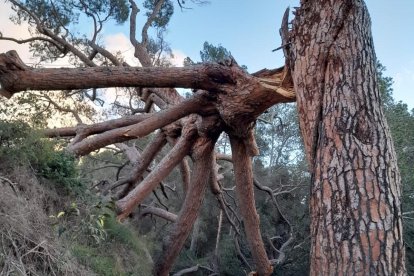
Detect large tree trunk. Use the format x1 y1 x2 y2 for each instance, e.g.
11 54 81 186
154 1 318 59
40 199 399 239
290 0 405 274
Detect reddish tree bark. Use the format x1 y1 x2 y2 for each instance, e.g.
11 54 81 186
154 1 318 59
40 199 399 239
155 138 215 276
116 124 197 220
110 131 167 198
290 0 405 274
230 136 273 276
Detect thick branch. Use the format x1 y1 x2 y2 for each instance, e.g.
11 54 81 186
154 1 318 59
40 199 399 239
141 0 165 47
155 138 215 276
43 113 151 137
0 51 296 110
230 136 272 276
129 0 152 67
167 137 191 194
67 97 208 156
116 125 197 219
0 51 236 96
112 131 167 198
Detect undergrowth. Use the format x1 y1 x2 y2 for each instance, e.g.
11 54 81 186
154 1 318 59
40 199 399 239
0 120 153 275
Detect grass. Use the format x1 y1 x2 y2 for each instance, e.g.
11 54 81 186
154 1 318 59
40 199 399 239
71 216 153 276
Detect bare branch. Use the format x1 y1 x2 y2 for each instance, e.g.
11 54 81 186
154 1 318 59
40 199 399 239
140 205 177 222
8 0 96 67
37 94 83 123
116 124 197 219
172 264 215 276
44 113 151 137
234 237 253 271
229 135 272 275
0 36 65 52
172 265 200 276
253 178 294 266
217 193 241 236
214 209 223 257
155 137 215 275
108 131 167 197
67 96 208 156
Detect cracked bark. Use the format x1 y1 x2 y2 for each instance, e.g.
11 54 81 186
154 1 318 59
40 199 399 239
291 1 405 274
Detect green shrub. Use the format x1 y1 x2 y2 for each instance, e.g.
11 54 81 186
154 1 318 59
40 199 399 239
69 213 153 276
0 120 85 195
105 215 154 264
38 150 85 194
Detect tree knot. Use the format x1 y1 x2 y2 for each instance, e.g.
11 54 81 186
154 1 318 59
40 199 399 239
0 51 29 73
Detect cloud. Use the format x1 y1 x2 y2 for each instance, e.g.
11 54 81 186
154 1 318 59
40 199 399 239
0 2 33 63
104 33 139 66
105 32 187 67
171 50 187 67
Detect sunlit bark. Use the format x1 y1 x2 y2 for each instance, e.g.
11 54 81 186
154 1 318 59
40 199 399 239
291 1 405 274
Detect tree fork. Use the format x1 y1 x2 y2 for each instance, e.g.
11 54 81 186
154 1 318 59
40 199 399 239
116 122 197 220
106 131 167 197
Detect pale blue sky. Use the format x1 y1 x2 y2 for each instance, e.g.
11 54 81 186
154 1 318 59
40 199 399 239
157 0 414 109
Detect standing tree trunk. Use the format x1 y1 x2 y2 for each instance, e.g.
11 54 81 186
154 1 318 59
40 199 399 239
290 0 405 274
